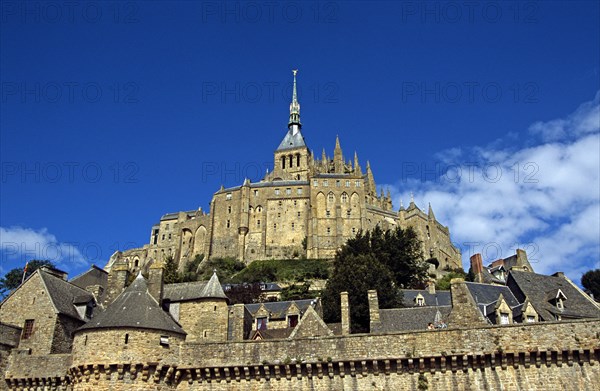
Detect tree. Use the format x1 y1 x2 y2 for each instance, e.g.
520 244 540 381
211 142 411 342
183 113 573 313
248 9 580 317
435 268 467 290
0 260 55 298
279 282 317 301
226 283 266 304
163 256 181 284
321 226 428 333
322 253 400 333
581 269 600 301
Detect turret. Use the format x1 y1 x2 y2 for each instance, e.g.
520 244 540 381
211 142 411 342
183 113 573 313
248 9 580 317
334 136 344 173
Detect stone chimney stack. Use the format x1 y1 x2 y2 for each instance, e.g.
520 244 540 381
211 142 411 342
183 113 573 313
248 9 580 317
148 261 164 304
427 280 436 295
230 304 251 341
340 292 350 335
368 290 380 332
103 260 129 307
470 253 484 283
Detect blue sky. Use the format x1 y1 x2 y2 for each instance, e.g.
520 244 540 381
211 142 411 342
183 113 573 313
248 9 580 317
1 1 599 284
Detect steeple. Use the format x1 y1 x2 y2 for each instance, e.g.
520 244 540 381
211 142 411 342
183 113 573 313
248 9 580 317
428 202 436 220
288 69 301 134
334 135 344 173
354 151 362 175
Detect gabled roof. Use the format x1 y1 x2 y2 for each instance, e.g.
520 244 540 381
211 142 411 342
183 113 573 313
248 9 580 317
38 270 94 320
507 270 600 321
162 272 228 303
400 289 451 307
245 299 315 320
372 306 452 332
276 129 307 151
77 274 185 335
250 328 294 340
464 282 522 323
69 265 108 291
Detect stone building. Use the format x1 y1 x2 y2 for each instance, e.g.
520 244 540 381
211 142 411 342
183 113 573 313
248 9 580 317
106 71 461 278
2 262 600 390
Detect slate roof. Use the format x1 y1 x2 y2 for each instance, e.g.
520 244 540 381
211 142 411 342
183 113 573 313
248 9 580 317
38 270 94 320
162 272 228 302
163 281 207 302
372 306 452 332
507 270 600 321
245 299 315 320
69 265 108 291
250 328 294 340
78 274 185 335
276 129 307 151
464 282 522 322
400 289 451 307
202 272 229 300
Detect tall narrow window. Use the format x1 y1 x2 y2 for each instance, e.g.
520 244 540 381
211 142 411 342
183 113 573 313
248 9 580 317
21 319 34 340
500 313 509 325
289 155 293 167
124 333 129 344
297 154 300 167
282 156 286 169
257 317 268 330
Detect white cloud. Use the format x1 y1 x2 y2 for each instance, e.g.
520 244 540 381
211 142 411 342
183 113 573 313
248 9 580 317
384 93 600 284
0 226 88 272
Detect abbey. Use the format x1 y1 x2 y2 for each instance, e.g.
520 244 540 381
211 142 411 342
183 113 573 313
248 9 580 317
108 71 462 275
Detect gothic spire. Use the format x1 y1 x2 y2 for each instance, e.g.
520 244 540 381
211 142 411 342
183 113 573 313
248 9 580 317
288 69 301 134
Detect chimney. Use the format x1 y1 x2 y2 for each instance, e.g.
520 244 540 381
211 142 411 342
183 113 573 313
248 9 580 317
470 253 483 282
148 261 165 304
368 290 380 332
427 280 436 295
552 272 565 278
230 304 251 341
103 260 129 307
340 292 350 335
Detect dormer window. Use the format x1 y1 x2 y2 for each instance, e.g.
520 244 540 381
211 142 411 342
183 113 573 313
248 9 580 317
415 294 425 307
500 313 510 325
556 297 564 310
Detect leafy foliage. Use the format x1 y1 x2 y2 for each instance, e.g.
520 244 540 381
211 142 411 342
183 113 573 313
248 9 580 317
322 253 400 333
581 269 600 301
322 226 428 333
226 282 266 304
229 259 330 284
163 256 180 284
0 260 55 298
279 282 318 301
435 268 467 290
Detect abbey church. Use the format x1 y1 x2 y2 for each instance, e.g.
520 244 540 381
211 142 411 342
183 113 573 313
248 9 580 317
107 71 462 275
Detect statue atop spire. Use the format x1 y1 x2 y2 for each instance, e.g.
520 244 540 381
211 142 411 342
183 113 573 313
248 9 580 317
288 69 301 134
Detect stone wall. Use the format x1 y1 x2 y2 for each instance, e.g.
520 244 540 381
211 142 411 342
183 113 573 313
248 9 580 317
0 273 57 355
177 300 228 343
5 320 600 390
71 329 183 367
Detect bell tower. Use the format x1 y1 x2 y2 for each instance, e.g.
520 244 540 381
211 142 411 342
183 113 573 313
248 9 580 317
273 69 311 181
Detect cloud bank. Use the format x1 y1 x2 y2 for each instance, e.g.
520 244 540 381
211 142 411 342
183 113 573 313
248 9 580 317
0 226 88 272
385 92 600 283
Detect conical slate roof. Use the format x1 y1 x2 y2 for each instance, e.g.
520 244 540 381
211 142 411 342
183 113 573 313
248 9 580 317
276 129 307 151
201 271 229 301
77 274 185 335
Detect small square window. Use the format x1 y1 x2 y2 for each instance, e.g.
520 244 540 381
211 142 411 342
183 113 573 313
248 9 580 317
226 193 232 200
313 180 318 187
254 190 259 196
286 188 292 195
500 313 509 325
160 336 169 346
275 189 280 195
336 180 341 187
345 180 350 187
297 188 303 195
323 180 328 187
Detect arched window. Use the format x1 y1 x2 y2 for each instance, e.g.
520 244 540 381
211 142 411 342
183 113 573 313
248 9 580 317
281 156 286 169
296 154 300 167
289 155 293 167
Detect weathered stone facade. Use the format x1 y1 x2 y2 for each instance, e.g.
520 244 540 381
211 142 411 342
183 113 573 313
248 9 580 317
106 72 462 277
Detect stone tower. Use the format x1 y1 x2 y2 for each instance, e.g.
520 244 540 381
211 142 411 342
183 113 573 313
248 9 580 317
272 70 311 181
